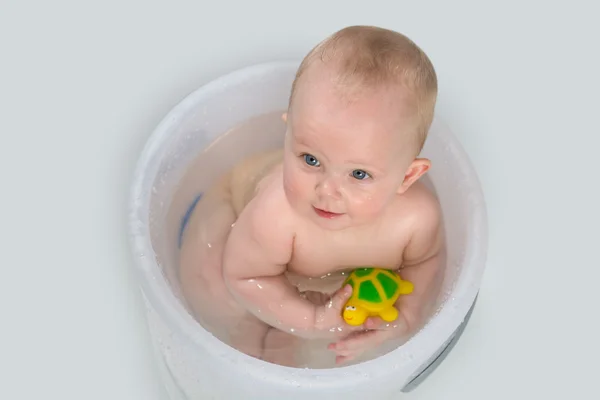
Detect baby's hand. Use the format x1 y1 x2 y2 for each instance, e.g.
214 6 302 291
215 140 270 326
328 315 407 364
329 266 436 364
314 285 363 338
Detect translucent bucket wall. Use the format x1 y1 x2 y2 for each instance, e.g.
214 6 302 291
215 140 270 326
128 61 488 399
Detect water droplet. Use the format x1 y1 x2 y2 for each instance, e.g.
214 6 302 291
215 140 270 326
151 186 157 194
207 243 212 248
290 328 295 333
257 283 263 289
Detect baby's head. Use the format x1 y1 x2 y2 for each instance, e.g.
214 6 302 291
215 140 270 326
282 25 438 230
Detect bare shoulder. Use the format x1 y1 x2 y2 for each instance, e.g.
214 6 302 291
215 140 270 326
403 181 442 225
394 181 443 265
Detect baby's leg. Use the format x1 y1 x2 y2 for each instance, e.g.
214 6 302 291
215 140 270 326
178 175 277 361
228 315 302 367
259 291 338 367
179 174 246 339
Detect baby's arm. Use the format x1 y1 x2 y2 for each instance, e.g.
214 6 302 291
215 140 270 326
329 199 443 363
222 194 351 339
395 203 444 331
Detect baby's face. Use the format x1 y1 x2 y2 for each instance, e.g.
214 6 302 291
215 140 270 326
283 67 420 230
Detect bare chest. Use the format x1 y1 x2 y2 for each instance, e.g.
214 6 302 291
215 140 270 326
288 223 408 279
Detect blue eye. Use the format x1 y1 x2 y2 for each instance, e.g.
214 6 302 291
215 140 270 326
304 154 320 167
352 169 370 180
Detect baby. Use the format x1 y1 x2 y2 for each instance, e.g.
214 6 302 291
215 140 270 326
179 25 444 366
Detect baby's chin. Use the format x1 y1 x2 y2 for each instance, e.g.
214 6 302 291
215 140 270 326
306 209 367 231
312 216 351 230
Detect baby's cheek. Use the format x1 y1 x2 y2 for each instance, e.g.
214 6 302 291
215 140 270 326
350 190 387 217
284 169 310 202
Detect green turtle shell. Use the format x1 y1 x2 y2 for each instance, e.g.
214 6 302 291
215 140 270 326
343 267 402 305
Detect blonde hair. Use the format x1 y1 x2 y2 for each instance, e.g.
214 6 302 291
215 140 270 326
289 25 438 153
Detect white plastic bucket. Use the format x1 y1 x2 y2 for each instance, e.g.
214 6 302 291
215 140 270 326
128 61 488 399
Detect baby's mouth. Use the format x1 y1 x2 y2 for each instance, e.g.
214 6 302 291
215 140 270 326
313 207 343 219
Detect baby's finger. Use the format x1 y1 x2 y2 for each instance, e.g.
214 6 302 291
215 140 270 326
364 317 385 330
328 345 354 357
335 355 354 364
330 284 353 311
335 330 383 352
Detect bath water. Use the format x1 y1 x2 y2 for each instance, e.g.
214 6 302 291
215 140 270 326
165 110 445 369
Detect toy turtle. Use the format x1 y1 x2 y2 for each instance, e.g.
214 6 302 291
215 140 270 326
342 267 414 326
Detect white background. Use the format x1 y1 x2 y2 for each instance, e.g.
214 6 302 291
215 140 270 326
1 0 599 399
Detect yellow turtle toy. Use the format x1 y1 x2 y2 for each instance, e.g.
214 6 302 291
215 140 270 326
342 267 414 326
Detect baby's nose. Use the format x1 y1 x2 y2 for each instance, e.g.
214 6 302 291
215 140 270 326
316 175 342 199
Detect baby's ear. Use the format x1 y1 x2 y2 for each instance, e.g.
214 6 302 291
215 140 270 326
398 158 430 194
